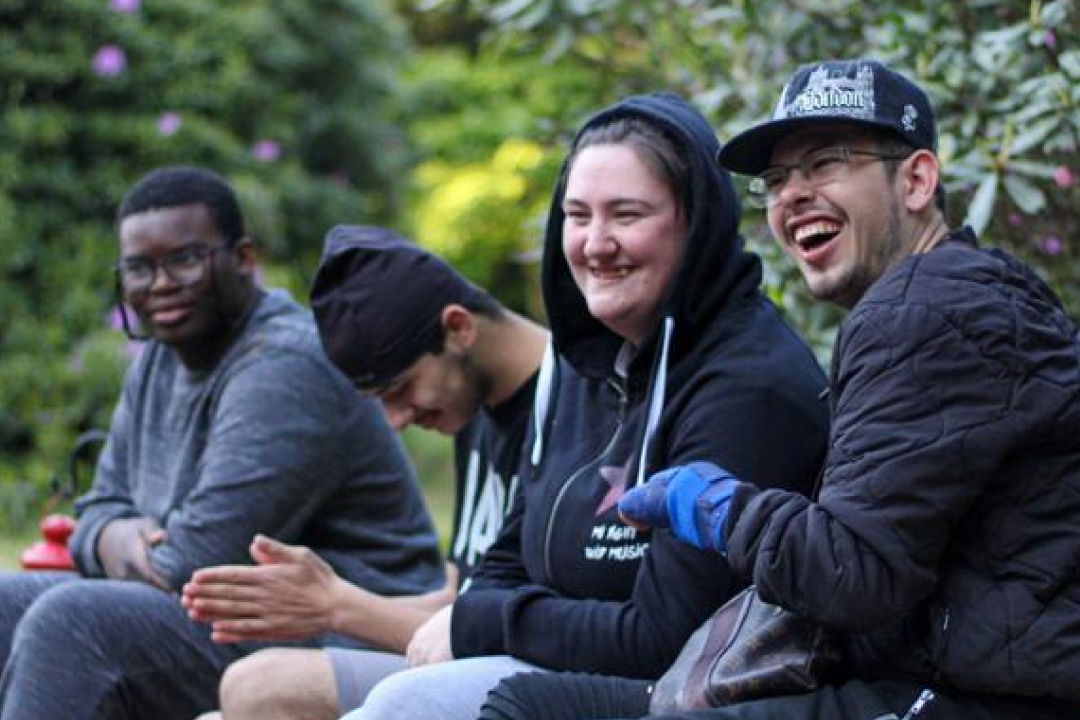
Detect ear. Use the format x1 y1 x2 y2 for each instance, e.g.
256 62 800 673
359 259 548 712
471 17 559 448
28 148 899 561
440 304 478 352
900 150 940 214
232 236 258 275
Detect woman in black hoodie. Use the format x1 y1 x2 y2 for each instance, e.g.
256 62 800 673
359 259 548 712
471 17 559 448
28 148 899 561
342 93 828 720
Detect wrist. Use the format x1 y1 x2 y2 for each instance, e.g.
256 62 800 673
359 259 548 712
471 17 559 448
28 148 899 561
325 575 356 635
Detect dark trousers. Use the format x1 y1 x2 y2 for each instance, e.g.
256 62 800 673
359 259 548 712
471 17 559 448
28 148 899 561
0 572 246 720
478 671 1071 720
0 571 365 720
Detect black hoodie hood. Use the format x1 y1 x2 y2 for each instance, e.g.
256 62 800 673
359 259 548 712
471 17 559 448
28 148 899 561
542 92 762 380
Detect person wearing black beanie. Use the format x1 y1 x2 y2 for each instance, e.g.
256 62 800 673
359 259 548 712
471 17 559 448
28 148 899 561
181 226 548 720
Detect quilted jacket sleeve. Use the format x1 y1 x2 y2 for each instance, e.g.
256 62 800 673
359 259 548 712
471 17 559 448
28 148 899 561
725 300 1020 630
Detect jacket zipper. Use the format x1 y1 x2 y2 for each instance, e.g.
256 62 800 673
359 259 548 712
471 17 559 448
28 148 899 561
543 377 630 583
930 605 951 682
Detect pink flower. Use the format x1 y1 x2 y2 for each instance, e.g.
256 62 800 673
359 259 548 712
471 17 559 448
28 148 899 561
1053 165 1073 188
157 112 182 136
107 306 126 331
1007 212 1023 227
107 306 144 357
1045 30 1057 49
110 0 140 12
251 140 281 162
92 45 127 77
1041 235 1062 255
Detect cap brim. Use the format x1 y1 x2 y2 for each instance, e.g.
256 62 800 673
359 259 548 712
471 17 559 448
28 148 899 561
718 116 907 176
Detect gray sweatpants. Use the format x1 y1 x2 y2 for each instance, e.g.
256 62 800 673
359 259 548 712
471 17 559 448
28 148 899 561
0 572 364 720
0 571 247 720
341 655 547 720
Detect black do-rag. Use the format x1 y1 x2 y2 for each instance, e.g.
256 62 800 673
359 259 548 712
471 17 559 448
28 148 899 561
310 225 488 390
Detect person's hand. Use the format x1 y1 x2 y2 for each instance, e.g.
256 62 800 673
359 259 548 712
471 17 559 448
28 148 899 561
405 604 454 667
618 462 739 553
97 516 170 589
181 535 344 643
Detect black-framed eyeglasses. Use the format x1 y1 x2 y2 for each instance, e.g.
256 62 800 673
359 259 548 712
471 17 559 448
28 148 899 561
114 242 229 295
747 146 913 208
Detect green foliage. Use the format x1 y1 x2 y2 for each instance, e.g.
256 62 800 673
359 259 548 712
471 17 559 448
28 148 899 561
420 0 1080 356
400 426 456 548
395 46 593 318
0 0 411 511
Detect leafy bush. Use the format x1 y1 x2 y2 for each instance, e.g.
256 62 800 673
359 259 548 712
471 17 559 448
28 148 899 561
418 0 1079 360
0 0 411 515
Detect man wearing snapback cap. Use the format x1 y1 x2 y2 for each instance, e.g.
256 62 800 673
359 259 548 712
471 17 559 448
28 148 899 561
480 59 1080 720
612 58 1080 718
183 225 548 720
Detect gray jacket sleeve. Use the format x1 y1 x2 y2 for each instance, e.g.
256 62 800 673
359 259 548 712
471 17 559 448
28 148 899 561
73 344 392 592
69 360 145 576
148 351 377 590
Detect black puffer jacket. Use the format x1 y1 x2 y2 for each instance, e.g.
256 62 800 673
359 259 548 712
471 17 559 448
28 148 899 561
726 227 1080 704
451 93 829 678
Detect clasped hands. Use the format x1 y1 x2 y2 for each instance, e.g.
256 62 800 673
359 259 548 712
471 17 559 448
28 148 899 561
181 534 344 643
618 461 740 554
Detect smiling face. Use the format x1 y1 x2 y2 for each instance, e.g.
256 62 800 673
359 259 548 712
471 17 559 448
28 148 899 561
119 203 253 358
374 348 487 435
765 125 914 308
561 143 687 346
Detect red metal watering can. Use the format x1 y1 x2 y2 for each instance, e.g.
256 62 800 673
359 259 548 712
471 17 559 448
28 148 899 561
20 430 107 572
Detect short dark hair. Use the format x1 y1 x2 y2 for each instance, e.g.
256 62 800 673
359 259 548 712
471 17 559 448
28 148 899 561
870 132 947 215
567 117 691 218
116 166 245 245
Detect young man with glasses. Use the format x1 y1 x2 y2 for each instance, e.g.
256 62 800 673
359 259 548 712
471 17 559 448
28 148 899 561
0 167 444 720
480 58 1080 720
614 59 1080 719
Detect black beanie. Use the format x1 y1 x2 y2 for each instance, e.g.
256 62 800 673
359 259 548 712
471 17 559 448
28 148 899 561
310 225 488 390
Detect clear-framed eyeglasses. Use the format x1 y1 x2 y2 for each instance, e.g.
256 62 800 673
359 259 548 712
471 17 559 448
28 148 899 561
746 146 913 209
114 242 228 295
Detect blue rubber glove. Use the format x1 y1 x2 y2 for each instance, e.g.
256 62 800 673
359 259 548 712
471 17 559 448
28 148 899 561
618 461 739 554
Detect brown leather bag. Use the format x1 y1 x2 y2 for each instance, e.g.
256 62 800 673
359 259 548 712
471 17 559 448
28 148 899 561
649 586 845 713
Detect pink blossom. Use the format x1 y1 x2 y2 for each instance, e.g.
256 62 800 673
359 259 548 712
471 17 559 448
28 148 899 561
110 0 140 12
107 306 144 357
1041 235 1062 255
92 45 127 77
157 112 182 136
1007 212 1023 226
107 306 126 331
1053 165 1074 188
251 140 281 162
1045 30 1057 49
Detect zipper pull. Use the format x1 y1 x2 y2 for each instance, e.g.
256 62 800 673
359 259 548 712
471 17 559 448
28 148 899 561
899 689 935 720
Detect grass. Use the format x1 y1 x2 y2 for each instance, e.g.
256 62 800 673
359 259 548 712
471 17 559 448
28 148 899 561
0 531 36 571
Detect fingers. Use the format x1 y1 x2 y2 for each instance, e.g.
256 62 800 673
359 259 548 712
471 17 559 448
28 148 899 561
208 618 306 644
189 565 264 587
617 478 673 530
250 535 305 565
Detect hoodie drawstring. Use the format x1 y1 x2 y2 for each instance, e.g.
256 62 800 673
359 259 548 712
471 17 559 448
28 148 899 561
635 315 674 487
530 340 557 466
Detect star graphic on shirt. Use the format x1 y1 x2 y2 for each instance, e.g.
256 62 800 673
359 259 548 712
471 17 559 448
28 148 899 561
596 459 631 516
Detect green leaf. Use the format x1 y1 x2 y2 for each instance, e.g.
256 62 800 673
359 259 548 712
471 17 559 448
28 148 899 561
1059 51 1080 79
1006 159 1058 178
963 173 999 235
1003 173 1046 214
1010 117 1061 154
